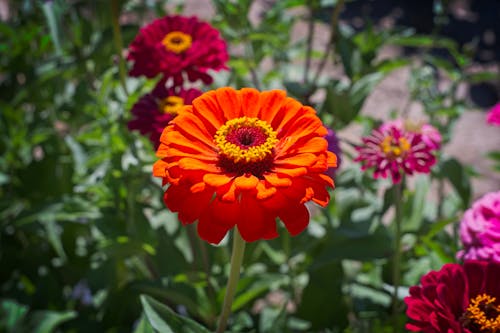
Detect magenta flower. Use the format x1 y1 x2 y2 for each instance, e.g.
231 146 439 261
380 119 442 149
405 260 500 333
325 128 342 178
355 120 440 184
127 15 229 84
486 103 500 126
127 82 202 148
457 191 500 263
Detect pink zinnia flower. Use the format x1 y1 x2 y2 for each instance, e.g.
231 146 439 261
457 191 500 263
127 15 229 84
405 260 500 333
127 82 202 148
380 119 442 149
355 120 440 184
486 103 500 126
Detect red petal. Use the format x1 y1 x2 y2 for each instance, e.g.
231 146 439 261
279 203 309 236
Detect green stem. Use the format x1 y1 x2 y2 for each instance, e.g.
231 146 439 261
392 181 403 325
303 0 315 84
216 229 246 333
311 0 345 85
110 0 128 95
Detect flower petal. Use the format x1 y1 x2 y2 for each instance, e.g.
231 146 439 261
234 174 259 190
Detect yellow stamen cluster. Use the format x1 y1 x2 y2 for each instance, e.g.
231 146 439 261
380 135 411 157
466 294 500 332
161 31 192 53
159 96 184 115
214 117 278 163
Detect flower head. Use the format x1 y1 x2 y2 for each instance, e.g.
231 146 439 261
486 103 500 126
153 87 337 244
127 15 229 84
405 260 500 333
355 120 440 184
381 119 442 150
457 191 500 263
128 82 202 148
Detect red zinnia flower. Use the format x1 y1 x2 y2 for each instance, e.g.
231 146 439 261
153 87 337 244
127 15 229 84
128 82 202 148
405 260 500 333
355 120 439 184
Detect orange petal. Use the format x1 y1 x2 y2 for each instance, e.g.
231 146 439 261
240 88 261 118
173 109 214 144
192 91 225 130
327 151 338 168
190 182 206 193
203 173 233 187
294 175 332 207
277 108 321 138
258 90 287 124
166 130 216 154
234 174 259 190
273 166 308 178
153 160 169 177
215 87 242 120
178 158 220 172
271 98 303 133
156 141 170 158
256 182 277 200
263 173 292 187
300 187 315 204
221 181 237 202
274 153 318 167
166 147 218 162
277 137 328 157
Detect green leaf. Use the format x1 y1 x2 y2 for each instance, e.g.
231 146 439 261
44 219 67 262
404 176 431 232
439 158 471 207
465 71 499 84
389 35 457 51
297 262 348 330
316 223 393 262
29 310 77 333
41 1 63 56
133 314 155 333
322 73 384 128
0 299 28 332
140 295 212 333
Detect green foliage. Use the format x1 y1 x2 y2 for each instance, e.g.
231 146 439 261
1 0 496 332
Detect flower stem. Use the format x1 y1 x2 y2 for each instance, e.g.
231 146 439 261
311 0 345 85
392 181 403 326
216 228 246 333
110 0 128 96
303 0 315 85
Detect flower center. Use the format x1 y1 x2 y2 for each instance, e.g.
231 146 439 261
158 96 184 115
461 294 500 332
214 117 278 176
161 31 192 53
380 135 411 158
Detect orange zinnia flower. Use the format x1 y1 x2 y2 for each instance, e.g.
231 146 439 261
153 87 337 244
